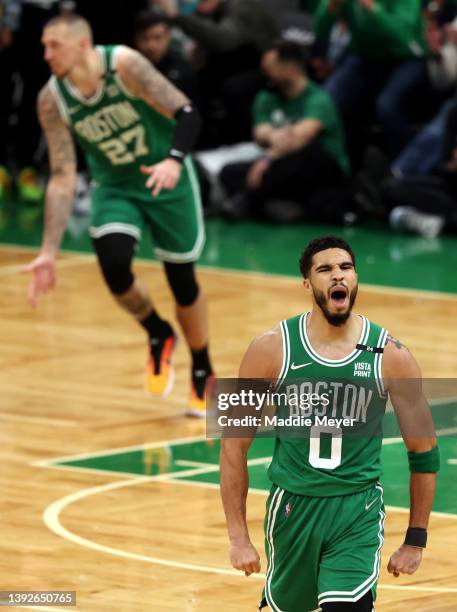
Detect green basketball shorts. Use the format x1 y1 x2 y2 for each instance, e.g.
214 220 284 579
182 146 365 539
263 483 385 611
89 158 205 263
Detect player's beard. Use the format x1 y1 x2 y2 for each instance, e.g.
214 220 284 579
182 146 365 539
313 285 358 327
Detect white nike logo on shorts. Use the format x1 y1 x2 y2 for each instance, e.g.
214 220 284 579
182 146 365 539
365 498 377 511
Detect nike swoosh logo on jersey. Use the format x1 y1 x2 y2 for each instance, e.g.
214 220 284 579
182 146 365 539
290 362 313 370
365 498 377 511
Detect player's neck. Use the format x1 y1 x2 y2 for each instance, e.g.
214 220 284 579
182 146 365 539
67 48 102 98
308 309 361 344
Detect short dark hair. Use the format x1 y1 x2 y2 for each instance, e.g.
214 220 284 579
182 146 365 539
133 9 170 35
299 236 356 278
270 40 308 73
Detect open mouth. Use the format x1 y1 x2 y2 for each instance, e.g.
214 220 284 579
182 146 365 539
329 286 348 307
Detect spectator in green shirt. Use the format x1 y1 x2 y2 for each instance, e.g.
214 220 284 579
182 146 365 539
314 0 429 157
220 41 351 223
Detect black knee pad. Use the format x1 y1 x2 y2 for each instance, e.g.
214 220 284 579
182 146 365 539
92 233 136 295
321 591 373 611
164 261 199 307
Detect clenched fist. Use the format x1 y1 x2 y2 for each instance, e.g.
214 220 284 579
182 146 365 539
388 544 423 578
230 540 261 577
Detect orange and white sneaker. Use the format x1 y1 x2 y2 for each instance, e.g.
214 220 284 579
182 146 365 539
146 333 177 397
186 371 214 418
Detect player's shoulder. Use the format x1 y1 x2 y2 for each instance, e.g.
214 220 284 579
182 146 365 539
37 81 56 109
114 45 136 68
113 45 149 71
115 46 162 93
382 333 421 378
239 324 283 379
249 324 283 352
37 80 63 125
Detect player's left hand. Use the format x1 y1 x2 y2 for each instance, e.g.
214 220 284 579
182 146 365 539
141 159 182 197
387 544 423 577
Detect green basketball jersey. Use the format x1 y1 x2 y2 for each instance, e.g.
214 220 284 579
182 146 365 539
268 312 389 497
49 45 187 194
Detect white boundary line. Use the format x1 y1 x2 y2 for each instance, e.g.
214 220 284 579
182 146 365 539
161 476 457 520
3 244 457 301
42 471 457 595
0 256 93 277
34 432 457 519
6 242 456 596
32 434 207 467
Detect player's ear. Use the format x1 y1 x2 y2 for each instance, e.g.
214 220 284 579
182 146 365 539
303 278 311 292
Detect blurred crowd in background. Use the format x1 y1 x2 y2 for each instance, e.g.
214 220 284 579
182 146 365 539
2 0 457 238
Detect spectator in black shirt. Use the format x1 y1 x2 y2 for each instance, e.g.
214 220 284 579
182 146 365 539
355 105 457 237
133 9 198 101
153 0 278 146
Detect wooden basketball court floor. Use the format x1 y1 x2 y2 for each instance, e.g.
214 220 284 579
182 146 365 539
2 244 457 611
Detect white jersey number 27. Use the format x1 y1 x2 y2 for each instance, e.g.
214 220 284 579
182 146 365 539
98 124 148 165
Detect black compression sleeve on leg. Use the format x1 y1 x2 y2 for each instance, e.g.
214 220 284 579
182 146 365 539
92 233 136 295
321 591 373 611
164 261 199 307
168 104 202 163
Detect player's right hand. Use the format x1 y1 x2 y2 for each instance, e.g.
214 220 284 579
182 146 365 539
230 541 261 576
23 252 57 308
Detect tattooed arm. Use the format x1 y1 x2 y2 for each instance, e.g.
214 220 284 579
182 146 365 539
116 46 189 117
385 334 410 352
116 46 201 197
24 85 77 307
39 85 77 253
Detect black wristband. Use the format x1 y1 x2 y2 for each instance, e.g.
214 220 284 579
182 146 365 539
168 104 201 162
168 149 185 164
404 527 427 548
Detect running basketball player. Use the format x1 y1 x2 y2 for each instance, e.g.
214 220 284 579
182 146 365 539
24 14 212 416
220 236 439 610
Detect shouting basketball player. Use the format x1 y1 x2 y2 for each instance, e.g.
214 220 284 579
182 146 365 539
220 236 439 611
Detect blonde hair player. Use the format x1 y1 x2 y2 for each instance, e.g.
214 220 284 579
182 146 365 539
25 14 213 416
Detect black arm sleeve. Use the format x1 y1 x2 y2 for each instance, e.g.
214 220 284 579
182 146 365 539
168 104 202 163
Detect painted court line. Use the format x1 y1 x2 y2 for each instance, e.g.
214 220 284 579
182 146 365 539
36 432 457 521
32 434 207 467
3 244 457 300
175 460 217 468
0 255 92 277
42 472 457 595
33 434 406 472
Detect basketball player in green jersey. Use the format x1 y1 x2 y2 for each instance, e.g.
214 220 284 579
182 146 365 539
24 14 213 416
220 236 439 610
